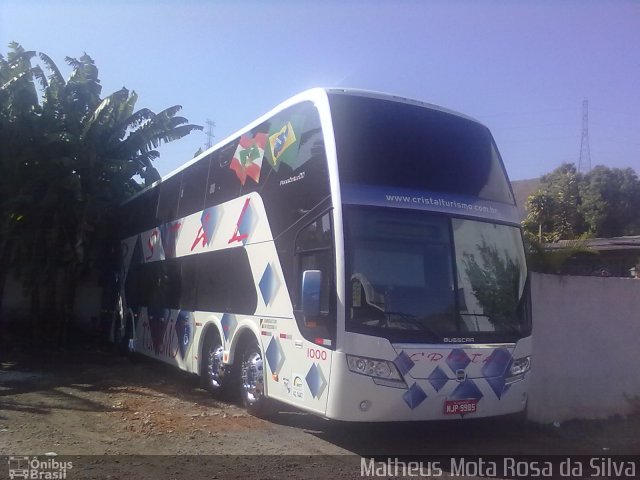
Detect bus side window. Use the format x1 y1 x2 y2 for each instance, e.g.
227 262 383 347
204 143 242 208
295 212 334 317
178 157 210 218
156 173 182 225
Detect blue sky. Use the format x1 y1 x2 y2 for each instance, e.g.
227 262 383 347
1 0 639 180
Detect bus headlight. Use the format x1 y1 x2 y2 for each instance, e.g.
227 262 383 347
509 356 531 376
346 355 406 388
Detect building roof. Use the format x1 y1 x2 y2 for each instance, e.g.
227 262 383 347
545 236 640 252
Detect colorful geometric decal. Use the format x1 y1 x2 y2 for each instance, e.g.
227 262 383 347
228 198 256 246
259 262 281 307
265 336 285 374
144 229 161 261
220 313 237 342
403 382 427 410
305 363 327 399
446 349 471 373
481 348 513 378
160 221 181 259
230 132 267 185
175 310 195 360
200 206 221 246
393 350 415 376
427 366 449 392
268 122 297 169
449 379 484 401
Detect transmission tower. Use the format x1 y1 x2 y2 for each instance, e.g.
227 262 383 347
205 119 216 149
578 98 591 173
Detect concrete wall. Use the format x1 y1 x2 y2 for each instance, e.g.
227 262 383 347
528 273 640 423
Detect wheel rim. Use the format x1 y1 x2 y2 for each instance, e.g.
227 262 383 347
241 350 263 406
206 343 224 389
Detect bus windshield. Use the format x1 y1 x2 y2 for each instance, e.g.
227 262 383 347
345 207 530 343
329 93 515 205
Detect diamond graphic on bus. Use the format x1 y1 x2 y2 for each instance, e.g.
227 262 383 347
265 336 285 374
428 366 449 392
449 379 483 401
403 383 427 410
482 348 512 378
446 349 471 373
306 363 327 399
393 350 415 376
487 375 510 399
259 263 281 307
200 206 221 246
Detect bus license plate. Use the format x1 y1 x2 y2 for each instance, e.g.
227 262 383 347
444 399 477 415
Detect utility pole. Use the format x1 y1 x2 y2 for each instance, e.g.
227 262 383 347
205 119 216 150
578 98 591 174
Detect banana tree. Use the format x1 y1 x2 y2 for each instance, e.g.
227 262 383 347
0 43 202 344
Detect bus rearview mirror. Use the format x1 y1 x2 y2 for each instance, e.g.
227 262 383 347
301 270 322 318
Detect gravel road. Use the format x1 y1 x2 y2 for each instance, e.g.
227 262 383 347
1 344 638 479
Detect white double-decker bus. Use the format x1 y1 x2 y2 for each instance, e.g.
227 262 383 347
112 88 531 421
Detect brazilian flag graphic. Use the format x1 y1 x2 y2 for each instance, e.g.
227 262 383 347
266 112 307 172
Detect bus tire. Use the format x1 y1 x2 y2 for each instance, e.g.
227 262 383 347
239 337 269 417
201 330 227 397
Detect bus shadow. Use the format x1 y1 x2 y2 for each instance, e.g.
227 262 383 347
267 406 541 456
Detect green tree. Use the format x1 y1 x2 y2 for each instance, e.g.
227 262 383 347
521 163 640 275
522 163 584 242
579 166 640 237
0 43 202 344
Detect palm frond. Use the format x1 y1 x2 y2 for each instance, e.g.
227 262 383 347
65 56 82 70
31 65 48 89
7 43 36 64
133 150 160 168
116 90 138 121
105 107 155 148
0 70 29 91
82 87 129 136
156 104 182 119
38 52 65 86
158 124 204 143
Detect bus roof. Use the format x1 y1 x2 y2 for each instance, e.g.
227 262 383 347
123 88 486 204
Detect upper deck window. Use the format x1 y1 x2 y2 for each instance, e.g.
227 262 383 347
329 94 515 205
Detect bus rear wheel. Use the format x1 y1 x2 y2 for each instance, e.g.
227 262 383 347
239 338 268 416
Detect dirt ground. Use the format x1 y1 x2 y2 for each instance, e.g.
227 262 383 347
1 342 638 479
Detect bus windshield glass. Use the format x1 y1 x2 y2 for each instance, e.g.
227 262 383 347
329 93 514 204
345 208 530 343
